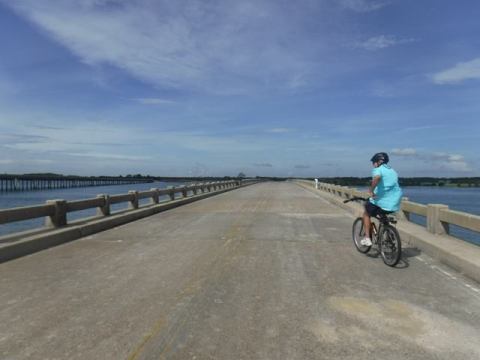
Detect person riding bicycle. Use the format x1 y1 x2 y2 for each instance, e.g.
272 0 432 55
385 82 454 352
361 152 402 246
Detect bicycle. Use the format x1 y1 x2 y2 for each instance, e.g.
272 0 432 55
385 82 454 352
343 196 402 267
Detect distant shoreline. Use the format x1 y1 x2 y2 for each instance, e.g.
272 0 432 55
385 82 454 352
1 174 479 187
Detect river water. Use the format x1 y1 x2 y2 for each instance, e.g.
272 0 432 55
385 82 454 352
1 183 479 245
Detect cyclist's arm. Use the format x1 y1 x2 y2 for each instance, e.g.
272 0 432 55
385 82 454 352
369 175 381 198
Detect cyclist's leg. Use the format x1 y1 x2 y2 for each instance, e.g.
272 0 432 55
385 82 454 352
363 202 385 245
362 202 379 245
362 209 372 239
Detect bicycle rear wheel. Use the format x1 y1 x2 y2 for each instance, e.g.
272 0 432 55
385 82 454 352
379 225 402 266
352 218 371 253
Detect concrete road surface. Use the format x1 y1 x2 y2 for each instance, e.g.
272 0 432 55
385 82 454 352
1 182 479 360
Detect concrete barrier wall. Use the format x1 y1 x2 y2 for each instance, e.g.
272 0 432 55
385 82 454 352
0 181 239 229
0 180 258 263
312 181 480 237
295 180 480 283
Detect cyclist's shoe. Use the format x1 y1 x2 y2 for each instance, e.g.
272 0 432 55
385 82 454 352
360 237 372 246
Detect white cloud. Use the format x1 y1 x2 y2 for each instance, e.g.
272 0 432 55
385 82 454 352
434 153 471 172
430 153 470 170
355 35 415 51
391 148 472 173
2 122 138 153
67 152 151 161
339 0 389 13
4 0 319 93
0 159 53 165
134 98 176 105
267 128 293 133
397 125 446 133
392 148 417 156
0 159 15 164
432 58 480 85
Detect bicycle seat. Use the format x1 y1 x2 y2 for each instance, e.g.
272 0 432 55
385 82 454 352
376 213 397 224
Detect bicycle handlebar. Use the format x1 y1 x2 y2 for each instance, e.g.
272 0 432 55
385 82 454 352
343 196 369 203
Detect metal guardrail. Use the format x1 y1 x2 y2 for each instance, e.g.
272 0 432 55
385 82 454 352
310 181 480 238
0 180 241 232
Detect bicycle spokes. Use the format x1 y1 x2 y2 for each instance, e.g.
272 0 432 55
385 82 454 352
352 218 371 253
379 226 402 266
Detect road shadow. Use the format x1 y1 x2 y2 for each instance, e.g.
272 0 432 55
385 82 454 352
402 247 422 259
396 247 422 269
365 249 381 259
364 247 421 269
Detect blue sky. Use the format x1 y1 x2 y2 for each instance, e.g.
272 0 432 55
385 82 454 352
0 0 479 177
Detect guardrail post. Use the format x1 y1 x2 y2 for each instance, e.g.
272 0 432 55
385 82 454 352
45 199 67 228
128 191 139 209
181 186 187 198
427 204 450 235
96 194 111 216
192 185 198 195
150 188 159 204
168 187 175 201
399 197 409 221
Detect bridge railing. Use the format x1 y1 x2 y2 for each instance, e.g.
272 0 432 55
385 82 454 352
0 180 240 232
312 181 480 240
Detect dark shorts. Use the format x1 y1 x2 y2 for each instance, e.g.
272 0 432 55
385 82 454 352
365 201 393 217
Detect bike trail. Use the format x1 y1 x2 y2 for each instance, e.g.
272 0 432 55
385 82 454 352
0 181 479 359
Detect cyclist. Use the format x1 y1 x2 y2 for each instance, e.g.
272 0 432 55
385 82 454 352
361 152 403 246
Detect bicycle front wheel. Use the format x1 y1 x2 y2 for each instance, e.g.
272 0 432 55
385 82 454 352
379 225 402 266
352 218 371 253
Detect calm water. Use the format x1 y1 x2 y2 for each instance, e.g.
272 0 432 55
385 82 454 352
1 184 479 246
0 181 185 237
360 186 480 246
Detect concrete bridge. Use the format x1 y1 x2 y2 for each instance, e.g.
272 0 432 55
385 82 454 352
1 182 479 359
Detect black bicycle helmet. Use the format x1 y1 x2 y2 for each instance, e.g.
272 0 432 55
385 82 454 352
370 152 389 164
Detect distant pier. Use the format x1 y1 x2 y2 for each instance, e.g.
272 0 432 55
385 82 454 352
0 175 153 192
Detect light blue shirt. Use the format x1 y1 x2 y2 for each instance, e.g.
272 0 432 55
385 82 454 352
369 164 402 212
